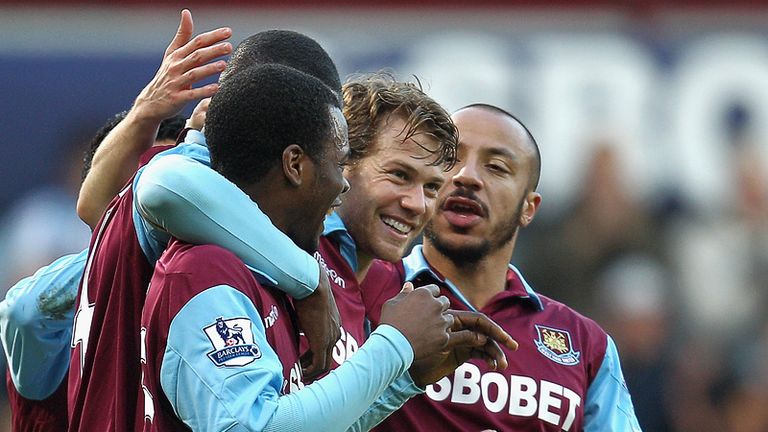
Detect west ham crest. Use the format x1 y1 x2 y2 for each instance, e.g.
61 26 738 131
203 317 262 367
534 324 581 366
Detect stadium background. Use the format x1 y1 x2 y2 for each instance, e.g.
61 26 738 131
1 0 767 430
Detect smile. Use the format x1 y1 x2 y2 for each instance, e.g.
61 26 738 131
381 216 413 235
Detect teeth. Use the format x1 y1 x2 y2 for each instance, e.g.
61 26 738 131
451 204 474 213
381 216 412 234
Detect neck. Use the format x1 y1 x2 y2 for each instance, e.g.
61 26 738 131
422 238 517 310
355 252 375 282
243 180 295 245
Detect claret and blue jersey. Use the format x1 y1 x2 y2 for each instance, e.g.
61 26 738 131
362 245 643 432
310 212 368 371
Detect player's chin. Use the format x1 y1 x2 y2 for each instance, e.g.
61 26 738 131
372 240 407 264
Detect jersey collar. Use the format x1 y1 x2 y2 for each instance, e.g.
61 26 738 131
402 245 544 312
322 212 358 272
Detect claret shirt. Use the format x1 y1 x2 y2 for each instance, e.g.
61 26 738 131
307 212 368 372
140 239 300 431
362 245 642 432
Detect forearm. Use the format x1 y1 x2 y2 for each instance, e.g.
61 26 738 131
78 111 161 229
345 371 423 431
0 250 86 399
265 325 413 432
135 153 319 298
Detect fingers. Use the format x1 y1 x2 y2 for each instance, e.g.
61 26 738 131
302 351 330 381
448 310 518 351
445 329 488 350
437 295 450 312
176 60 227 89
400 281 414 293
186 97 211 130
172 43 232 80
479 340 508 370
459 339 508 371
164 9 194 58
178 83 220 104
412 284 448 311
173 27 232 62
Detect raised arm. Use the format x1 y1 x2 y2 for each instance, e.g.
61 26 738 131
77 9 231 229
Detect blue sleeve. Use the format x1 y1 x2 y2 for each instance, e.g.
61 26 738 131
263 325 413 432
163 286 413 431
161 285 284 431
345 371 424 431
583 335 643 432
0 250 86 399
134 150 319 299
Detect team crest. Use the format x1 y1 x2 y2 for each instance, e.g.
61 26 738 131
534 325 580 366
203 317 261 367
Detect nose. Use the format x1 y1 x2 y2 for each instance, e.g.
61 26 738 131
400 185 427 216
452 162 482 190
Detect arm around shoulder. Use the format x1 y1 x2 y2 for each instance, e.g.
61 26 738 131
135 154 319 298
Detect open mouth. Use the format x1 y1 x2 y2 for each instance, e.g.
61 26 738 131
443 196 484 216
441 196 485 229
381 215 413 236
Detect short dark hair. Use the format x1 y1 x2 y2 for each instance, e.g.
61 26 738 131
457 103 541 190
206 63 341 186
81 112 186 181
220 30 341 95
156 114 186 143
343 72 457 170
81 111 127 181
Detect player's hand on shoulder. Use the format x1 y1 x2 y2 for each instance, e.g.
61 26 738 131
294 269 341 380
408 309 518 387
379 282 452 362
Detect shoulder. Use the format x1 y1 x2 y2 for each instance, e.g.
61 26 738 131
148 241 264 324
535 293 610 369
537 294 607 335
161 240 249 283
360 259 404 326
361 259 404 302
138 144 176 167
363 260 404 289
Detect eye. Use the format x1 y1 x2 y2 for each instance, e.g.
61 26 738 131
424 182 442 197
390 170 408 181
486 163 509 174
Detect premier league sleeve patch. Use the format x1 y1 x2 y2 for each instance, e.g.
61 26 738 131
534 324 581 366
203 317 262 367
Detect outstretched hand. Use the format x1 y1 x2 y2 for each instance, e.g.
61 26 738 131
133 9 232 125
409 310 518 388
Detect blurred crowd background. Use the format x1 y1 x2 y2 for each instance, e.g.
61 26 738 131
1 1 768 430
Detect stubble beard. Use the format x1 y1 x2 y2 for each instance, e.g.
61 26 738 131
424 197 524 268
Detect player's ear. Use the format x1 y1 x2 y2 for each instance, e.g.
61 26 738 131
519 191 541 228
282 144 309 187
